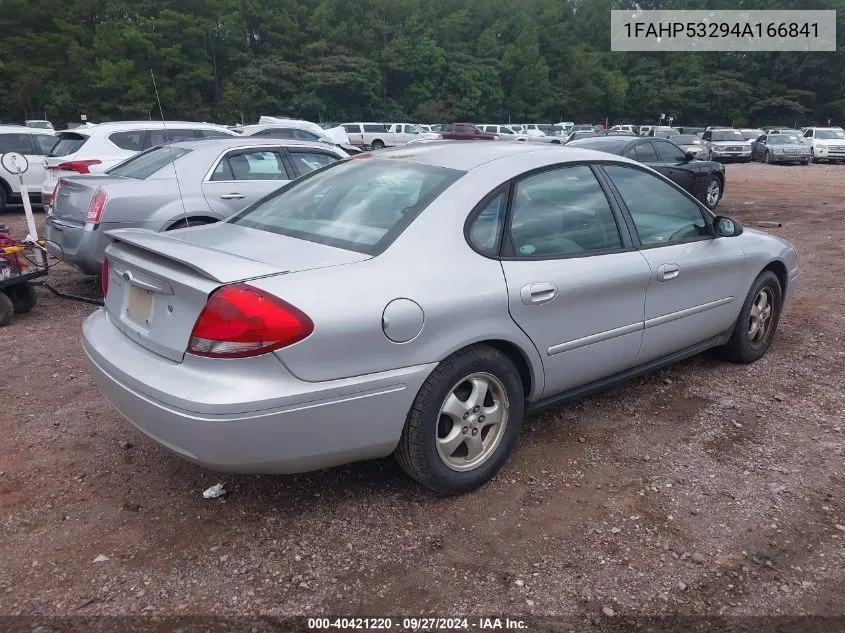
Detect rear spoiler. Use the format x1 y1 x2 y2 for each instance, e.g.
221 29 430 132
104 227 285 284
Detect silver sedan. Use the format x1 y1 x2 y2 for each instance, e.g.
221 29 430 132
45 138 347 274
82 142 798 494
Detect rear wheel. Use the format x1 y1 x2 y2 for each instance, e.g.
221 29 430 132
0 291 13 326
395 345 524 494
7 283 36 313
764 152 771 164
717 271 782 364
371 139 385 150
0 187 7 214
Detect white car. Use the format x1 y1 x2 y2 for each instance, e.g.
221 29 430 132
517 124 546 137
41 121 236 207
384 123 441 144
25 120 55 131
0 125 57 213
611 124 638 134
477 124 521 138
239 123 360 154
800 127 845 162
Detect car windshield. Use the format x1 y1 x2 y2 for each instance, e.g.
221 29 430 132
768 134 801 145
107 146 191 179
27 121 53 129
228 158 464 254
816 129 845 139
653 128 679 137
499 127 515 134
711 130 745 141
671 135 700 144
741 130 764 140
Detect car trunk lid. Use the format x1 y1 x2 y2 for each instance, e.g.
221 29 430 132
103 225 371 362
51 176 127 224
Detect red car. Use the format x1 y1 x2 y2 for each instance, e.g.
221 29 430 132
440 123 497 140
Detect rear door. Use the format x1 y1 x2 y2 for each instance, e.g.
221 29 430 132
343 124 364 146
201 147 293 215
601 164 745 364
496 164 652 397
625 140 664 174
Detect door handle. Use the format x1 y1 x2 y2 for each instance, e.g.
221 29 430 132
220 193 245 200
656 263 681 282
520 282 558 305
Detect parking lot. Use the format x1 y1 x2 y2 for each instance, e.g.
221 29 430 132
0 162 843 619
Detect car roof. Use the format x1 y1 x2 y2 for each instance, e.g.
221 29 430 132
167 137 339 152
0 124 55 134
565 137 641 153
372 141 637 171
68 121 235 133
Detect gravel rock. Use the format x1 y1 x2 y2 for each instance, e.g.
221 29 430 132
602 606 615 617
691 553 706 564
92 554 110 563
514 579 525 587
677 581 687 591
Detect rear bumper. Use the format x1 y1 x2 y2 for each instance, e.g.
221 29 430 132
82 309 435 473
45 218 113 275
768 153 809 163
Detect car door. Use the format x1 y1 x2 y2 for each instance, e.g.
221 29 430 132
625 140 664 174
202 147 293 216
495 164 652 397
752 135 767 160
343 124 364 146
601 164 745 364
652 139 696 192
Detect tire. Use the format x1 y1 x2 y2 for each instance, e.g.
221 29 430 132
0 186 7 214
696 175 722 210
371 139 385 150
395 345 525 494
166 218 215 231
717 271 782 364
0 291 13 326
7 283 36 313
764 152 771 164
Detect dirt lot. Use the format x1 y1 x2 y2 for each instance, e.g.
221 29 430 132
0 163 843 627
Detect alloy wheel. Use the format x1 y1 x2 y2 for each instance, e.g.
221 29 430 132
706 180 721 207
748 287 774 348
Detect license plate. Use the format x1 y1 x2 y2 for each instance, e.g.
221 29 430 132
126 285 153 328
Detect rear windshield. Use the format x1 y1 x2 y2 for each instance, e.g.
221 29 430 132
50 133 88 156
107 146 191 179
672 135 701 144
229 158 464 254
768 134 801 144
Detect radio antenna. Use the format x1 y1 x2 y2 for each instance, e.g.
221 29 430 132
150 69 190 236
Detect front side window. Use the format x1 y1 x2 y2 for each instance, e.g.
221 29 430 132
632 143 658 162
289 151 340 175
229 159 463 254
654 140 686 162
468 191 506 255
604 165 708 246
508 166 622 257
108 146 192 179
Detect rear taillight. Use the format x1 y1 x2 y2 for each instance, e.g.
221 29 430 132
187 284 314 359
87 189 108 224
50 160 102 174
44 179 65 207
101 257 109 297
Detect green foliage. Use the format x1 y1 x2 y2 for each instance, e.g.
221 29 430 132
0 0 843 125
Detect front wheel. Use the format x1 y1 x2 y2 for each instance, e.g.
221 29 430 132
395 345 524 494
696 175 722 210
0 291 13 326
717 271 782 364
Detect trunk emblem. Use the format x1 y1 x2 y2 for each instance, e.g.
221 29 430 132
123 271 131 281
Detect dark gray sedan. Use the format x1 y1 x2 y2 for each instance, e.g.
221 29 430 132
45 138 346 274
751 133 812 165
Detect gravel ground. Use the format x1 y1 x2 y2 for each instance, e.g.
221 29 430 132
0 163 843 627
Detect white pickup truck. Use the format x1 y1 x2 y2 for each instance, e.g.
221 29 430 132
341 123 439 149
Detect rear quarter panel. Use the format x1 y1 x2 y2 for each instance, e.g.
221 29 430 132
253 159 554 400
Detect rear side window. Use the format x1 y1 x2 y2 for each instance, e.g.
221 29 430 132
508 166 622 257
109 131 146 151
363 124 387 133
50 133 89 156
107 146 191 179
289 151 340 175
148 129 200 147
33 134 57 154
252 128 295 139
468 192 506 255
197 129 233 139
654 141 685 162
0 134 35 154
211 150 289 181
343 124 361 134
229 159 463 254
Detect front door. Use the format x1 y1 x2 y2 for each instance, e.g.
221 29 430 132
601 164 745 363
499 164 652 397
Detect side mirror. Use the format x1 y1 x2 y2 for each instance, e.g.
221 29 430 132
713 215 743 237
685 150 697 160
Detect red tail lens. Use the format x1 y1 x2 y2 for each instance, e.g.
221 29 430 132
44 179 65 207
187 284 314 358
101 257 109 297
86 189 108 224
53 160 102 174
